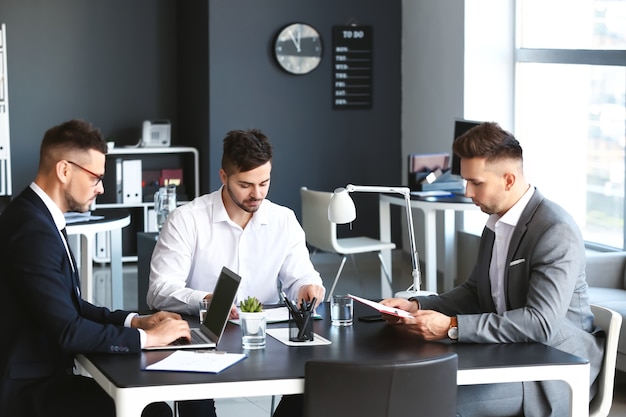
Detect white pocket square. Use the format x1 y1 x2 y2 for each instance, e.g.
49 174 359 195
509 258 526 266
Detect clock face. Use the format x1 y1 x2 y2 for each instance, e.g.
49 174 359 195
274 23 322 75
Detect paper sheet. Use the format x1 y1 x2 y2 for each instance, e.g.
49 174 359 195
348 294 413 318
64 212 105 224
266 328 332 346
410 190 454 197
144 350 247 373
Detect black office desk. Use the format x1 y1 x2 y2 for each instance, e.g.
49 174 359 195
77 303 590 417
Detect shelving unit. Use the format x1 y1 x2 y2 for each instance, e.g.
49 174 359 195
0 24 12 198
95 146 199 263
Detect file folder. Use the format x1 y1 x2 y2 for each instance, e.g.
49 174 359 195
122 159 142 203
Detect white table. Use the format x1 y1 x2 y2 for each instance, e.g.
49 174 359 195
379 193 480 296
66 212 130 310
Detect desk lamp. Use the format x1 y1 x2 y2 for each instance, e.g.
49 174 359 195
328 184 435 299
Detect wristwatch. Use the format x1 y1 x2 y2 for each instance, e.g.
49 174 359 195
447 316 458 340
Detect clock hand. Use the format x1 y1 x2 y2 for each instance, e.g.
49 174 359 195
288 29 301 53
297 27 302 51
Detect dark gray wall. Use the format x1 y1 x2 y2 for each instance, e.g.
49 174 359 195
179 0 402 238
1 0 401 240
0 0 177 195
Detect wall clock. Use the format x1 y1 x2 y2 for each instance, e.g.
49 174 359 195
274 23 322 75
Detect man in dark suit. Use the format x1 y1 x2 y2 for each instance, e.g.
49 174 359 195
0 119 192 417
381 122 604 416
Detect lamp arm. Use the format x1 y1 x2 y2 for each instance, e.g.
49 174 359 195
403 192 422 292
345 184 410 196
343 184 422 292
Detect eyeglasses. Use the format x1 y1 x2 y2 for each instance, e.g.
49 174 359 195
67 161 104 186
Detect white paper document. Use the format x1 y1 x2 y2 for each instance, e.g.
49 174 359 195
410 190 454 197
64 212 105 224
348 294 413 318
144 350 247 373
266 328 332 347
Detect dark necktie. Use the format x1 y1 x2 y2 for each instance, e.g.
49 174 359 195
483 227 502 313
60 227 77 274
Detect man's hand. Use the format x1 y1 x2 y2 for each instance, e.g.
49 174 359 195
384 309 451 341
229 304 239 320
296 284 325 308
131 310 182 330
379 299 451 340
143 317 192 348
379 298 419 316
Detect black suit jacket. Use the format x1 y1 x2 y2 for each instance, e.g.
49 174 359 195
0 187 141 415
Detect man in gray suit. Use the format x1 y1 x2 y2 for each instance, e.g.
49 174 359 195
381 122 604 417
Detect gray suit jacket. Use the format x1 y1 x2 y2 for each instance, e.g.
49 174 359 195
419 188 604 416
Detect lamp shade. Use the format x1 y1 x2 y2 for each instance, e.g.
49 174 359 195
328 187 356 224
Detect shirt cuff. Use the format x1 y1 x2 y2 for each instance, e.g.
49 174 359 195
137 329 147 348
124 313 146 348
124 312 138 327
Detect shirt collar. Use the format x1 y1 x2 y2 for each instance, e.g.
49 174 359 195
30 182 67 230
487 185 535 231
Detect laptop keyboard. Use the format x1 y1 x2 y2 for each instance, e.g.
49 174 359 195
168 329 210 346
190 329 208 344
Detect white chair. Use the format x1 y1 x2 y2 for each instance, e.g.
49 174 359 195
300 187 396 301
589 304 623 417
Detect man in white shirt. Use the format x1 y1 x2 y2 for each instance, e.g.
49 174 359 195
146 128 325 417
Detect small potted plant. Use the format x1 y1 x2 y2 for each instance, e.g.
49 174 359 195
239 296 266 349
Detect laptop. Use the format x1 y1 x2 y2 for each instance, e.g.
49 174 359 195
144 266 241 350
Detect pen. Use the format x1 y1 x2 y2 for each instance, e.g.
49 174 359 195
281 291 303 326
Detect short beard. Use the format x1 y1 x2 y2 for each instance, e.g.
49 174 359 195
65 190 90 213
225 183 260 214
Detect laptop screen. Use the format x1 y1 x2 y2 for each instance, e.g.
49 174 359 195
200 266 241 343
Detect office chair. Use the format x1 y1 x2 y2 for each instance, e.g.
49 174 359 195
589 304 623 417
300 187 396 301
302 354 458 417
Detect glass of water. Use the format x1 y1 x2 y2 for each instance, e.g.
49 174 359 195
330 295 353 326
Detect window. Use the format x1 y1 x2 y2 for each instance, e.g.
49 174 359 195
515 0 626 249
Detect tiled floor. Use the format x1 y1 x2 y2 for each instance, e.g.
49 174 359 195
93 250 626 416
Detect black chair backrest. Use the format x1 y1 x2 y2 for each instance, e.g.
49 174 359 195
303 353 458 417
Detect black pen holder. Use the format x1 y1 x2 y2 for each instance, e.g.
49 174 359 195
289 310 314 342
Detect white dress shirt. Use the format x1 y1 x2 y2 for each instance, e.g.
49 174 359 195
147 187 323 314
486 185 534 314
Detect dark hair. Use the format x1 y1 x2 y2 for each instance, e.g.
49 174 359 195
221 129 273 175
452 122 522 164
39 119 107 168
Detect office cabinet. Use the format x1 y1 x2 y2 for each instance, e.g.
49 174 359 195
95 147 199 262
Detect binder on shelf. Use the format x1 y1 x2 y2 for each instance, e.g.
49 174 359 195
122 159 142 203
146 208 158 233
115 158 123 203
94 231 110 262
